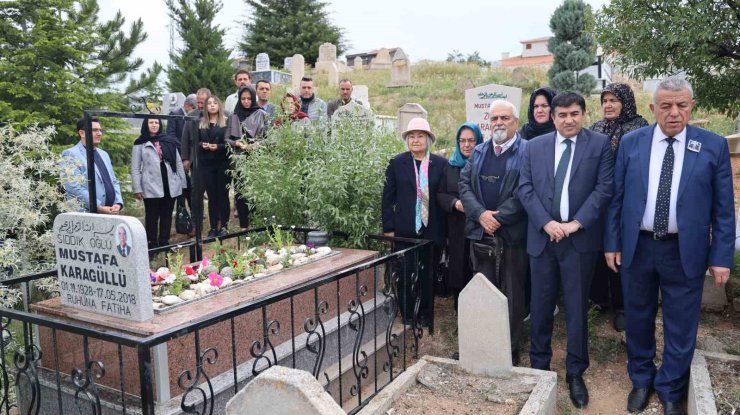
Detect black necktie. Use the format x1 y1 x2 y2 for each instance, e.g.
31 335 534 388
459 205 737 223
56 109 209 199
93 149 116 207
653 137 676 237
552 139 572 222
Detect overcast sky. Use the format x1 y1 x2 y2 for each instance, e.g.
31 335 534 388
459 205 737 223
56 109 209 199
98 0 610 74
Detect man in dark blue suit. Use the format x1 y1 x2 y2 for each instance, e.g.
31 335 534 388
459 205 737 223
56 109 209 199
605 77 734 415
519 92 614 409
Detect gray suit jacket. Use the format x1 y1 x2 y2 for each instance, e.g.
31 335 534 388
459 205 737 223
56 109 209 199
131 142 187 199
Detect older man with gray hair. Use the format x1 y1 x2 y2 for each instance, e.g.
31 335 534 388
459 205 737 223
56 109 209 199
605 77 734 415
459 99 529 366
167 93 197 141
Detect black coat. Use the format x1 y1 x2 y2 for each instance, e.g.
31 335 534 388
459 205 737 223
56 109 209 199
382 152 446 246
437 164 472 290
167 107 186 146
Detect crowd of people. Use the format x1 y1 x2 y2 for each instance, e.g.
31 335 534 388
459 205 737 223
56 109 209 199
62 70 369 248
60 71 734 414
381 77 734 415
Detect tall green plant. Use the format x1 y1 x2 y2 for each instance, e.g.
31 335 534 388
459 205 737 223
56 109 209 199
548 0 597 95
232 119 404 247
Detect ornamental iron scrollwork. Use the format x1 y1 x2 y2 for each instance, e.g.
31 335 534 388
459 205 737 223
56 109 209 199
71 360 105 415
348 284 369 397
0 317 14 413
382 264 400 374
304 300 329 382
14 343 41 415
178 347 218 415
250 319 280 376
409 259 424 358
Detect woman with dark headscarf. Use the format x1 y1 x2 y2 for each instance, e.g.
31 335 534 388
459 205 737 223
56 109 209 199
227 86 268 230
131 117 186 249
590 82 648 332
518 87 557 140
437 123 483 307
591 82 649 153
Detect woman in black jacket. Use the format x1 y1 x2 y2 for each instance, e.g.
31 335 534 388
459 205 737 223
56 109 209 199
381 118 446 326
197 96 230 237
437 122 483 308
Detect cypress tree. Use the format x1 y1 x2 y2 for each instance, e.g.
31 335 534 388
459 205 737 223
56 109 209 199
547 0 597 95
240 0 345 66
166 0 234 100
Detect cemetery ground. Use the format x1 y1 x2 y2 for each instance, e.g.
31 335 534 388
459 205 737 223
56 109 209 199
410 295 739 415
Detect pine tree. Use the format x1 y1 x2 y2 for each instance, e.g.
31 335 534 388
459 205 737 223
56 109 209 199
547 0 597 95
166 0 234 100
240 0 345 66
0 0 162 143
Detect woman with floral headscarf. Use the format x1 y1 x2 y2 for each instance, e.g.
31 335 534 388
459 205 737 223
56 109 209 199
590 82 649 332
382 117 447 327
591 83 649 153
437 122 483 306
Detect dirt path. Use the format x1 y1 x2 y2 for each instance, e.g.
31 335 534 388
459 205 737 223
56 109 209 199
416 296 739 415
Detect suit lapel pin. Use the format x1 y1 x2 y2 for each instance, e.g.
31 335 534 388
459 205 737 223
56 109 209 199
688 139 701 153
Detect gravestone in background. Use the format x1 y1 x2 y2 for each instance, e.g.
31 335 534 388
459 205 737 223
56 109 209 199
327 62 339 87
396 103 427 139
465 83 523 141
161 92 186 116
284 57 293 70
255 53 270 71
290 54 305 91
370 48 392 70
458 273 512 375
389 48 411 87
351 85 370 108
53 212 153 322
316 42 338 74
353 56 364 69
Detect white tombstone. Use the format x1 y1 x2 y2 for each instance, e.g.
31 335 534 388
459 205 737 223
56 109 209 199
161 92 186 115
351 85 370 108
327 62 339 87
458 273 512 376
290 54 305 91
389 48 411 87
318 42 337 62
226 366 344 415
465 83 523 141
53 212 154 322
284 57 293 70
396 103 428 139
370 48 392 70
353 56 364 69
255 53 270 72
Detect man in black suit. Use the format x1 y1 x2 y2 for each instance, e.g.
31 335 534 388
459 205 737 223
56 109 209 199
116 226 131 257
166 93 196 142
518 92 614 409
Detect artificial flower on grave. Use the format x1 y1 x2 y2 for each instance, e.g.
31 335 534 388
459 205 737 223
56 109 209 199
207 272 224 287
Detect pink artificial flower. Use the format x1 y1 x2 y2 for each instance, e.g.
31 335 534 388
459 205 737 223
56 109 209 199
207 272 223 287
200 256 210 269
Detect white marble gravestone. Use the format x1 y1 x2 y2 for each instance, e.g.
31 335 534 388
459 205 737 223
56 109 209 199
226 366 344 415
284 57 293 70
465 83 523 141
353 56 364 69
291 54 305 91
351 85 370 108
396 103 428 139
327 62 339 87
371 48 392 70
162 92 186 116
255 53 270 72
53 212 153 322
458 273 512 375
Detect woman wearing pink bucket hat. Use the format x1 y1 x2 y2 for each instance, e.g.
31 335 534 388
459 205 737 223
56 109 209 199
381 117 447 327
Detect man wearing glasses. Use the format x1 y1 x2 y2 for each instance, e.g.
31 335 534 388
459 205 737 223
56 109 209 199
61 117 124 214
459 99 528 366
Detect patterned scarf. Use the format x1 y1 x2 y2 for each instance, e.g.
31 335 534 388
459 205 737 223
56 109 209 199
600 83 644 152
413 152 430 233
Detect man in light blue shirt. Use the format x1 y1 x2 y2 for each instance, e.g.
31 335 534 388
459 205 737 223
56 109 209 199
61 117 123 214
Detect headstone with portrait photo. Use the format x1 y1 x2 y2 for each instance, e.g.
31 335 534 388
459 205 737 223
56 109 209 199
53 212 153 322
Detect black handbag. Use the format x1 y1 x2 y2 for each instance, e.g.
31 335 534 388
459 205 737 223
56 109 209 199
175 196 192 235
470 235 505 284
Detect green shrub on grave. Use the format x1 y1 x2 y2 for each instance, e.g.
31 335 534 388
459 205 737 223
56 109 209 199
231 118 405 248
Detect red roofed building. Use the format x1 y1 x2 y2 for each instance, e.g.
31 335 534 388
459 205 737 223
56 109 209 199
496 37 554 69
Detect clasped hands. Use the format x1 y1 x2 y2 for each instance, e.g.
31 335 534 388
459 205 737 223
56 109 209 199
543 220 581 243
201 142 218 151
478 210 500 235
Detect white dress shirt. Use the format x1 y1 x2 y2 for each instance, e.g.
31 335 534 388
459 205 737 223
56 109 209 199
554 132 577 222
641 126 686 233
